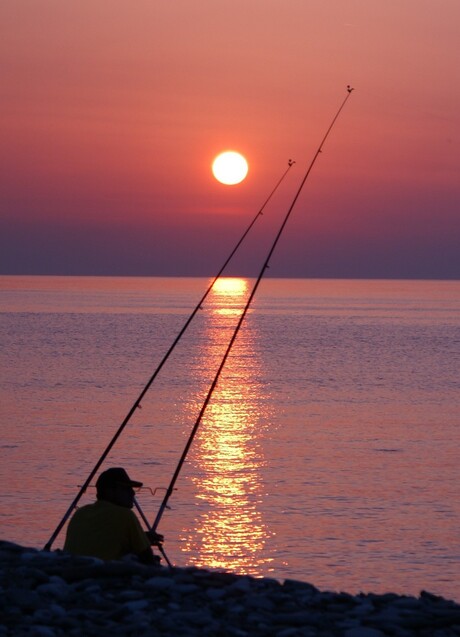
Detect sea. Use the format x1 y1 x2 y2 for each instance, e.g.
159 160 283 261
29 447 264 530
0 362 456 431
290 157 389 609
0 275 459 601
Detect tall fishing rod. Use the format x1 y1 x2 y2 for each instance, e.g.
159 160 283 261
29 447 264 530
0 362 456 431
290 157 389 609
151 86 354 534
44 160 295 551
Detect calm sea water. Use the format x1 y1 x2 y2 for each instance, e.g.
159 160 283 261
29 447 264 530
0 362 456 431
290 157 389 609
0 275 459 600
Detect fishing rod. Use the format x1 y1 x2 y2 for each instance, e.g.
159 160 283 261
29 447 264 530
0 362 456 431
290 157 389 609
133 497 173 567
44 159 295 551
151 86 354 534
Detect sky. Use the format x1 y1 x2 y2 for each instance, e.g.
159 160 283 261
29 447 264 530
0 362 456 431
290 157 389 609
1 0 459 279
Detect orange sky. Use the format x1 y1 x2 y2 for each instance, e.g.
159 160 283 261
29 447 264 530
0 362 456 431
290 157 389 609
1 0 459 278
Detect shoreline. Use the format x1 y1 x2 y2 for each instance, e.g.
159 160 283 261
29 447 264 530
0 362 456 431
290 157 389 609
1 541 459 636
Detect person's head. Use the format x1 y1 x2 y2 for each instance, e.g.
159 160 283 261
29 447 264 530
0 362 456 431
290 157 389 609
96 467 142 509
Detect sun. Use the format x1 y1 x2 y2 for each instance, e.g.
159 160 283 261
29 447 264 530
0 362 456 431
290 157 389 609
212 151 249 185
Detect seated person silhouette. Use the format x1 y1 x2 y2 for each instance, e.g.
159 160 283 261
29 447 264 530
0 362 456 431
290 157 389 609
64 467 162 564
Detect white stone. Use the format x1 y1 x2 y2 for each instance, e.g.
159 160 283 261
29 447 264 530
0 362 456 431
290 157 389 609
145 576 175 590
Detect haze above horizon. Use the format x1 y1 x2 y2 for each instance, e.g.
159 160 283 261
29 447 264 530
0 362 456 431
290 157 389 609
1 1 459 280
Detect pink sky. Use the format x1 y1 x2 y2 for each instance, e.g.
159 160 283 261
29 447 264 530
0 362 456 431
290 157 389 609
1 0 459 278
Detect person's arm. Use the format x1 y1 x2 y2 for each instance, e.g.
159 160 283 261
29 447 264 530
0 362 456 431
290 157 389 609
146 530 164 546
126 511 161 564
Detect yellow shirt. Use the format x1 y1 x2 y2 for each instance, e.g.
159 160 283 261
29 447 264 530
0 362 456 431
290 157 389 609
64 499 150 561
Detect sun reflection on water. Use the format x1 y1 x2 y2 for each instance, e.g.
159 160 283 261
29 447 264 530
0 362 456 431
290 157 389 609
180 278 275 576
211 277 250 317
212 277 248 296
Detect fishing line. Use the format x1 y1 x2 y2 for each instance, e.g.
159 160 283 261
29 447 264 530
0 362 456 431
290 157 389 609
44 159 295 551
151 86 354 535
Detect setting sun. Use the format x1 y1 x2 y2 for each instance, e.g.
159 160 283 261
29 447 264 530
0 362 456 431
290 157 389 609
212 151 249 185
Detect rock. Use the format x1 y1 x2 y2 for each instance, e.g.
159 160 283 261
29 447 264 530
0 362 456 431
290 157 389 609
0 540 459 637
345 628 385 637
144 575 175 590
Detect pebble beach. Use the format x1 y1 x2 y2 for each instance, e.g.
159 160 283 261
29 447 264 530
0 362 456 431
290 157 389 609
1 541 459 636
